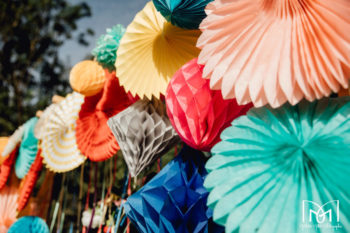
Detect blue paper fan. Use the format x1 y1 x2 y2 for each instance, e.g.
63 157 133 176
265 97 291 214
205 98 350 233
8 216 49 233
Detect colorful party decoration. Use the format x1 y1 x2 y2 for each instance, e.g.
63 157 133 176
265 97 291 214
166 58 252 151
69 60 106 97
0 138 9 165
0 147 18 190
8 216 49 233
153 0 213 29
197 0 350 108
92 24 125 71
34 104 56 140
108 99 179 177
115 1 201 99
15 117 39 179
81 209 103 229
205 97 350 233
125 146 223 233
1 125 24 157
0 186 18 233
41 92 86 173
76 71 136 162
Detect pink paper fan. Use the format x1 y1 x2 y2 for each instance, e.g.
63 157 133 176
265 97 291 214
197 0 350 108
0 186 18 233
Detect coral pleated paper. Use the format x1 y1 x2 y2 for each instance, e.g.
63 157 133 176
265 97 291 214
205 97 350 233
197 0 350 108
153 0 213 29
8 216 49 233
41 92 86 173
15 117 39 179
0 186 18 233
107 99 179 177
76 71 137 162
0 147 18 190
17 148 43 212
1 125 24 157
34 104 56 140
166 58 252 151
115 1 200 99
69 60 106 97
124 146 224 233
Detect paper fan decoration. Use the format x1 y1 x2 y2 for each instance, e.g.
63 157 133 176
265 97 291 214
0 137 9 165
34 104 57 140
125 146 224 233
15 117 39 179
153 0 213 29
107 99 179 177
0 147 18 190
197 0 350 108
17 148 43 211
116 1 201 99
204 97 350 233
92 24 125 71
69 60 106 97
166 58 252 151
8 216 49 233
76 71 137 162
1 125 24 157
0 186 18 233
42 92 86 172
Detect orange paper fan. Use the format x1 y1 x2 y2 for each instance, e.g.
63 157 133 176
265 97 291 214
76 71 137 162
197 0 350 108
0 137 9 165
0 147 19 190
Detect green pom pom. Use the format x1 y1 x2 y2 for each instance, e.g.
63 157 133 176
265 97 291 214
92 24 125 71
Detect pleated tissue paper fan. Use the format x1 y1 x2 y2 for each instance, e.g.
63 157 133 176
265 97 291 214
1 125 24 157
42 92 86 172
0 137 9 164
153 0 213 29
204 97 350 233
0 186 18 233
115 1 201 99
197 0 350 108
15 117 39 179
92 24 125 71
124 146 224 233
76 71 137 162
17 148 43 211
107 99 179 177
34 104 56 140
69 60 106 97
8 216 49 233
0 147 19 190
166 58 252 151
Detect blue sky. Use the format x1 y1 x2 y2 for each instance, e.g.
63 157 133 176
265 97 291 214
60 0 148 65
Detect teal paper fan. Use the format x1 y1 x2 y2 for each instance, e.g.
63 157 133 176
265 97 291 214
92 24 125 71
8 216 49 233
205 98 350 233
15 117 39 179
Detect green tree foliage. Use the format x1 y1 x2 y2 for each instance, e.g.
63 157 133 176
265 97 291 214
0 0 94 135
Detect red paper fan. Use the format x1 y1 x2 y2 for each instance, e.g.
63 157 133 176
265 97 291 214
76 70 138 161
0 147 19 190
17 148 43 211
166 58 252 151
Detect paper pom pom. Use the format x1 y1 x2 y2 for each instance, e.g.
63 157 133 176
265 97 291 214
8 216 49 233
205 97 350 233
15 117 39 179
153 0 213 29
17 149 43 211
116 1 200 99
0 147 18 190
1 125 24 157
108 99 179 177
125 146 223 233
166 58 252 151
41 92 86 173
76 71 137 162
81 209 103 229
69 60 106 97
0 186 18 233
197 0 350 108
92 24 125 71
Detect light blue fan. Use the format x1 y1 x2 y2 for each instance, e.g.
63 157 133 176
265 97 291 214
15 117 39 179
205 98 350 233
8 216 49 233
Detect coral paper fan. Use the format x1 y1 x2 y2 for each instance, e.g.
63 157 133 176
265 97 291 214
124 146 224 233
0 186 18 233
69 60 106 97
8 216 49 233
166 58 252 151
0 147 18 190
197 0 350 108
17 149 43 211
116 1 201 99
41 92 86 173
205 97 350 233
76 71 136 162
